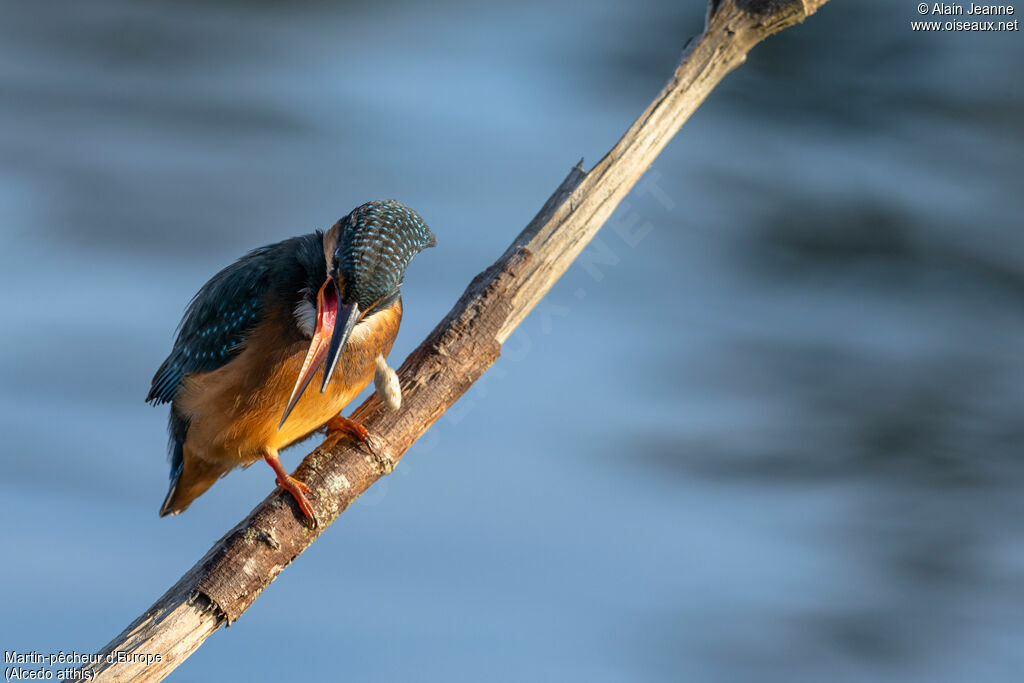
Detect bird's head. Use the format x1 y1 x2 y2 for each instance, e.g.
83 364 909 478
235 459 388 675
279 199 435 429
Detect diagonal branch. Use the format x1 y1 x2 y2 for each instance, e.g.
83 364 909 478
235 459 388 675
81 1 830 680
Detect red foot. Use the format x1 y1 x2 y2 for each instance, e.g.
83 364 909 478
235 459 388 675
278 475 316 525
263 451 317 527
325 415 377 455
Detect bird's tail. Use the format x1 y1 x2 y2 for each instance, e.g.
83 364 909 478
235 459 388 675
159 443 228 517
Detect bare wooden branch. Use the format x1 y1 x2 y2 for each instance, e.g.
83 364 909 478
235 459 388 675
81 1 830 680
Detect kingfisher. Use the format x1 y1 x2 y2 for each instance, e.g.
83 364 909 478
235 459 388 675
146 200 435 524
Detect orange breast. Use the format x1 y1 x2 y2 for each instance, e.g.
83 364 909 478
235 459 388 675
176 300 402 467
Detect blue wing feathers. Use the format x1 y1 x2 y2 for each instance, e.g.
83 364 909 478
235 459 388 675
146 255 269 404
146 234 322 405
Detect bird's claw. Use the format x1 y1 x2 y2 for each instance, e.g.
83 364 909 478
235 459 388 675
325 415 377 455
277 475 311 494
277 475 317 528
325 416 393 474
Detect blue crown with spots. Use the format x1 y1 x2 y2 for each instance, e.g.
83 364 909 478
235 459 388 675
333 200 435 310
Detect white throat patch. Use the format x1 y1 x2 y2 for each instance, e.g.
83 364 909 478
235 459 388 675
293 292 317 338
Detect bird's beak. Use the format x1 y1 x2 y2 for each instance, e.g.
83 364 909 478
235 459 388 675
279 277 361 429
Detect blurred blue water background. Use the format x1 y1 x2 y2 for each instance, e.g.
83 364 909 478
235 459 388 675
2 1 1023 681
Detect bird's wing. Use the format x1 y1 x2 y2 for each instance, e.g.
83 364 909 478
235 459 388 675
146 235 319 405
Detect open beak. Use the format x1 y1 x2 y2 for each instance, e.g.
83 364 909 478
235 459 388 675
278 278 361 429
